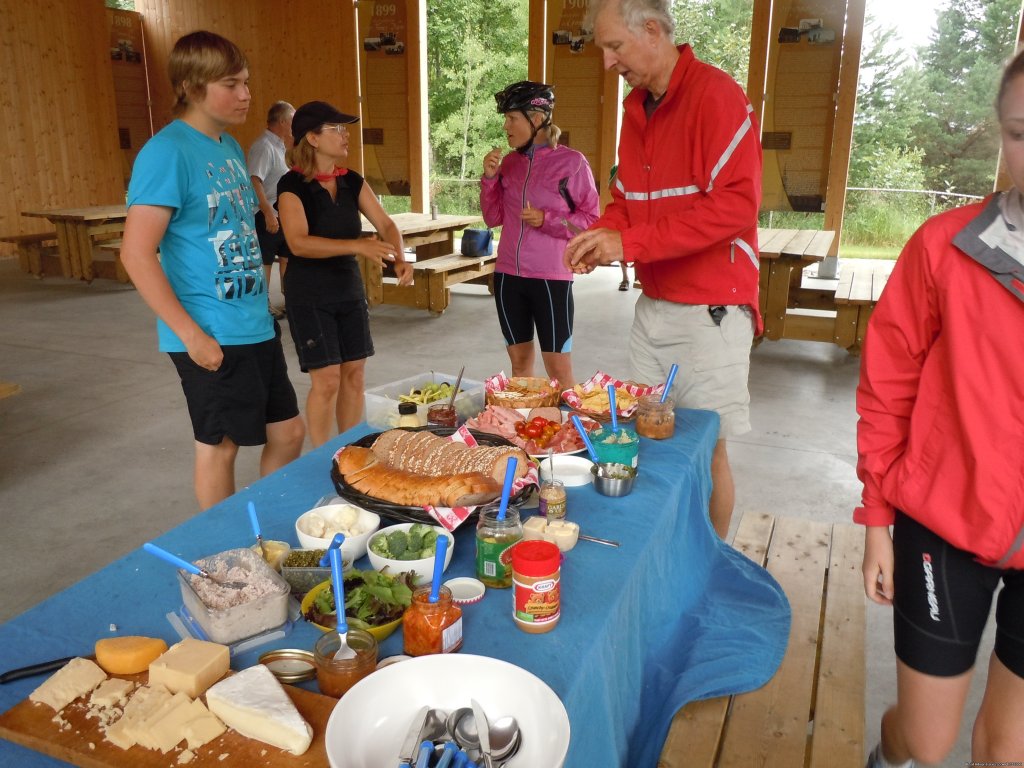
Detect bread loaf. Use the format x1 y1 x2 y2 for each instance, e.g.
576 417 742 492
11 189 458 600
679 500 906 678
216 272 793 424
370 430 528 481
334 437 515 507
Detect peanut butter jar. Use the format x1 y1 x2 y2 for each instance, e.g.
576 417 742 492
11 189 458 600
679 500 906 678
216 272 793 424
511 540 561 634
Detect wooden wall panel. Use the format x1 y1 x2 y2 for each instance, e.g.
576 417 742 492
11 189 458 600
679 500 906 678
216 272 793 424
0 0 123 253
136 0 364 176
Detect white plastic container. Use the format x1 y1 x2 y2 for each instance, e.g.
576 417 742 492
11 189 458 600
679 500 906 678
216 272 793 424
177 548 290 645
364 372 485 430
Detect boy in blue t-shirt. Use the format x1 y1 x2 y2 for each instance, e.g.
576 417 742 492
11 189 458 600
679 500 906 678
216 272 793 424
122 31 305 510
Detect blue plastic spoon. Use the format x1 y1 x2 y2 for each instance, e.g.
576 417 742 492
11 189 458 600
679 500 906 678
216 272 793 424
428 533 450 603
660 363 679 404
495 455 518 521
318 533 346 567
329 547 356 660
570 414 599 463
415 740 433 768
247 501 266 561
142 542 247 589
607 384 618 433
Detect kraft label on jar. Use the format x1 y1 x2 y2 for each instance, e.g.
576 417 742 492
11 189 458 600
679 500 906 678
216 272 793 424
513 576 560 624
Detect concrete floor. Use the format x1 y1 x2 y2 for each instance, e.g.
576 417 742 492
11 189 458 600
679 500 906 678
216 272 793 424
0 257 993 765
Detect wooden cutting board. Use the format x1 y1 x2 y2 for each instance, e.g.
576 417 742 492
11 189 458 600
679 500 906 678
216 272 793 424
0 673 336 768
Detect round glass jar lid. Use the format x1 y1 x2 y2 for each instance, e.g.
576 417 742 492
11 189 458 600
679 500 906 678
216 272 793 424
258 649 316 683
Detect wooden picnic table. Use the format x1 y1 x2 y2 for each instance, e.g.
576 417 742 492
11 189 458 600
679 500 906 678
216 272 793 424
21 204 127 282
359 211 490 315
757 227 837 343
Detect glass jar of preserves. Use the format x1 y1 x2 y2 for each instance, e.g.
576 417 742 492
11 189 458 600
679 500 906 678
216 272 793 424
475 503 523 588
313 628 378 697
635 395 675 439
539 479 567 520
403 585 463 656
427 403 458 428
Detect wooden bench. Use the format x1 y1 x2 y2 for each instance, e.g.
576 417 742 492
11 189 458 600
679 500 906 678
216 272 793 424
93 239 133 284
832 260 896 353
0 231 59 277
405 252 497 315
659 512 866 768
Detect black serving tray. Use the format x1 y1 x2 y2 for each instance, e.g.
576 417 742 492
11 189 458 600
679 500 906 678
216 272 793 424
331 426 534 525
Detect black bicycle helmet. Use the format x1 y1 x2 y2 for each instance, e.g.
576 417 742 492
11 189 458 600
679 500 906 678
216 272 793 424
494 81 555 151
494 81 555 115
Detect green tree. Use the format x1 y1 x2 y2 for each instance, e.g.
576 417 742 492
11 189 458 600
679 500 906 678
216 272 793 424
427 0 528 180
913 0 1020 195
672 0 751 85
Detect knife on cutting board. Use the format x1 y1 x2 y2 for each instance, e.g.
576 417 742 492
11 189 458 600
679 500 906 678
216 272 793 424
0 656 81 684
398 704 430 767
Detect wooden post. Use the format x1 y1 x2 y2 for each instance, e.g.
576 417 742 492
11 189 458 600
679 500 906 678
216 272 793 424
529 0 548 81
819 0 866 276
746 0 773 125
407 0 429 212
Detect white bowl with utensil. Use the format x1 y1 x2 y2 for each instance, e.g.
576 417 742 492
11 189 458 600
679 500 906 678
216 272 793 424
325 654 569 767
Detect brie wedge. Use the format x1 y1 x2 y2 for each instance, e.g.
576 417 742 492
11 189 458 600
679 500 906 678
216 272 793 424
204 665 312 756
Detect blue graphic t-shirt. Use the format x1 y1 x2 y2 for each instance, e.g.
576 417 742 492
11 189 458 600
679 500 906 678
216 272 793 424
128 120 272 352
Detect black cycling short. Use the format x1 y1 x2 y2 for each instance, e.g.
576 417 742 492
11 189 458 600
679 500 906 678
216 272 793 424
892 510 1024 678
286 298 374 372
168 324 299 446
493 272 573 353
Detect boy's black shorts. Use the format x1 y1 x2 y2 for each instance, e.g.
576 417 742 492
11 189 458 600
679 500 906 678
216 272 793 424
892 510 1024 678
169 328 299 446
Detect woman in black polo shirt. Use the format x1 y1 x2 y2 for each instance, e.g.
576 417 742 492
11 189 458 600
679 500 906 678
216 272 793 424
277 101 412 446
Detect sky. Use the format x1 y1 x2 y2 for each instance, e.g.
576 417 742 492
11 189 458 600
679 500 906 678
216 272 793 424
867 0 941 54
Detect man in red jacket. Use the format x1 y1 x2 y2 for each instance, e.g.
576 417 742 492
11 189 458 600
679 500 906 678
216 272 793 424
566 0 762 538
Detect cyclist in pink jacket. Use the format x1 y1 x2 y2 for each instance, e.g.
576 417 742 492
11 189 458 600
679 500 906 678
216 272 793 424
480 81 599 388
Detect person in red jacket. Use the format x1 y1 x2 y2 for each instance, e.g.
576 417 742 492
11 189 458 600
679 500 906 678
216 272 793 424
857 50 1024 768
565 0 762 538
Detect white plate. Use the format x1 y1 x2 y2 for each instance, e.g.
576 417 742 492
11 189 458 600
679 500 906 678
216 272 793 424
538 454 594 486
325 654 570 768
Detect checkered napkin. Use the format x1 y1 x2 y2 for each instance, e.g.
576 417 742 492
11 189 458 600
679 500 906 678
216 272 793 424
561 370 663 419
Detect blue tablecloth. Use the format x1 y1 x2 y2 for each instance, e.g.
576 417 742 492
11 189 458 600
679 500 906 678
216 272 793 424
0 409 789 767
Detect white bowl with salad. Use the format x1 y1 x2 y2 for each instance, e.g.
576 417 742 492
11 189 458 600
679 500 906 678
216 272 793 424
366 523 454 586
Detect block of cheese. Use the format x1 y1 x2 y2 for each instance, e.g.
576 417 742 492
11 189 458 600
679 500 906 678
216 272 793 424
29 657 107 712
205 665 312 755
149 638 229 698
134 691 192 751
105 684 174 750
89 678 136 708
95 636 168 675
182 700 227 750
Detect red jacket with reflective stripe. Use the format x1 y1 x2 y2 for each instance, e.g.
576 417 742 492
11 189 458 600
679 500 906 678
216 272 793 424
855 200 1024 568
594 45 763 333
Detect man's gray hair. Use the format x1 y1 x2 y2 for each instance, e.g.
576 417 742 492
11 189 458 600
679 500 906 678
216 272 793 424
584 0 676 37
267 101 295 125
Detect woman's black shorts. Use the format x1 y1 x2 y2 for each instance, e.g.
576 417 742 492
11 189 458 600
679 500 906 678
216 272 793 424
892 510 1024 678
285 298 374 372
168 326 299 446
493 272 573 353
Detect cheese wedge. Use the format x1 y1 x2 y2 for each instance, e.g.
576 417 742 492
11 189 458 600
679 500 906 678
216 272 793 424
96 636 168 675
205 665 312 756
29 657 107 712
105 684 174 750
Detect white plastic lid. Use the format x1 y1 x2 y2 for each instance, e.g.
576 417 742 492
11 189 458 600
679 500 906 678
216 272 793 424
443 577 486 605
